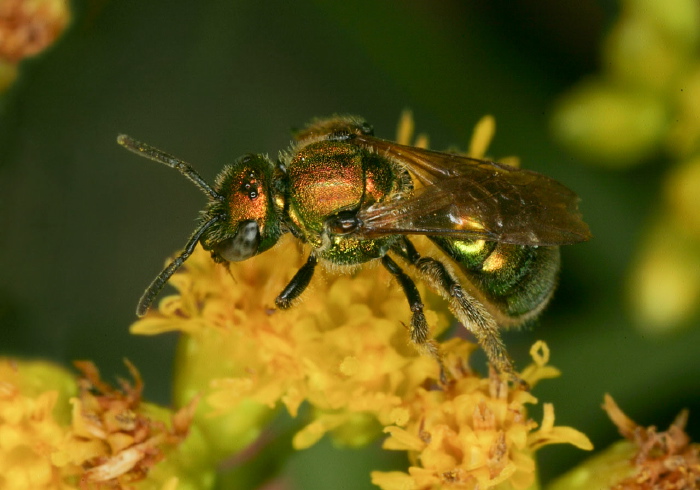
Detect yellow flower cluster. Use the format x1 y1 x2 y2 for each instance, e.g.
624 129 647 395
552 0 700 333
372 342 592 490
0 360 75 489
133 234 450 453
134 240 593 488
0 359 197 489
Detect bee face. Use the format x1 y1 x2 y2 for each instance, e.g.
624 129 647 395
202 154 281 263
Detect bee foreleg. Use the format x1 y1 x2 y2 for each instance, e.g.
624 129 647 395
275 255 318 309
392 238 522 385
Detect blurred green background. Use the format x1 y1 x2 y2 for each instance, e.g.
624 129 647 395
2 0 699 488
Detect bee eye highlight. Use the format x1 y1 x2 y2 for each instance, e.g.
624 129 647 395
240 171 260 200
215 220 261 262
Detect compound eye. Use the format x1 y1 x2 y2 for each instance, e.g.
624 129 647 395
215 220 260 262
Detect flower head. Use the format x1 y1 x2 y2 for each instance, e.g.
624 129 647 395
0 358 199 489
134 250 592 488
0 359 75 489
133 234 450 453
603 394 699 489
548 395 700 490
372 341 592 490
55 360 197 486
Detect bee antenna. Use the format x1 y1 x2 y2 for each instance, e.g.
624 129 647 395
117 134 223 201
136 215 221 317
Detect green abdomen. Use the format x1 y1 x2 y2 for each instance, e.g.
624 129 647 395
430 237 560 325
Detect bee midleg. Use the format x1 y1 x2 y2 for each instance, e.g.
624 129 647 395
275 255 318 309
381 255 440 361
392 237 521 384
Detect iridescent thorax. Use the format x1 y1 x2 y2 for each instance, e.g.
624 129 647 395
286 141 366 234
284 139 410 263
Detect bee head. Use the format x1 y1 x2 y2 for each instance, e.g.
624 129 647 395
117 135 284 316
202 154 282 262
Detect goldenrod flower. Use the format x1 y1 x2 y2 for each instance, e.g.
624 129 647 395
134 246 592 488
0 359 75 489
132 234 450 454
548 395 700 490
57 360 198 486
0 358 200 489
372 342 592 490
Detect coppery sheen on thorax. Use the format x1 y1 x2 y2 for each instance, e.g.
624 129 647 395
286 141 372 235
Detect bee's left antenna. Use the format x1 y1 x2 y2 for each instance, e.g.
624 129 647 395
117 134 223 201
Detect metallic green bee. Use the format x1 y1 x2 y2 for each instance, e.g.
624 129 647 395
118 116 590 382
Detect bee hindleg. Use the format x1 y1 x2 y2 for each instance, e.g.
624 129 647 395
392 238 521 385
275 255 318 309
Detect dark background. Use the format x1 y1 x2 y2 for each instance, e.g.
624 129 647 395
2 1 699 488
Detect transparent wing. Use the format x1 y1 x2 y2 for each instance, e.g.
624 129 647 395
353 135 591 246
